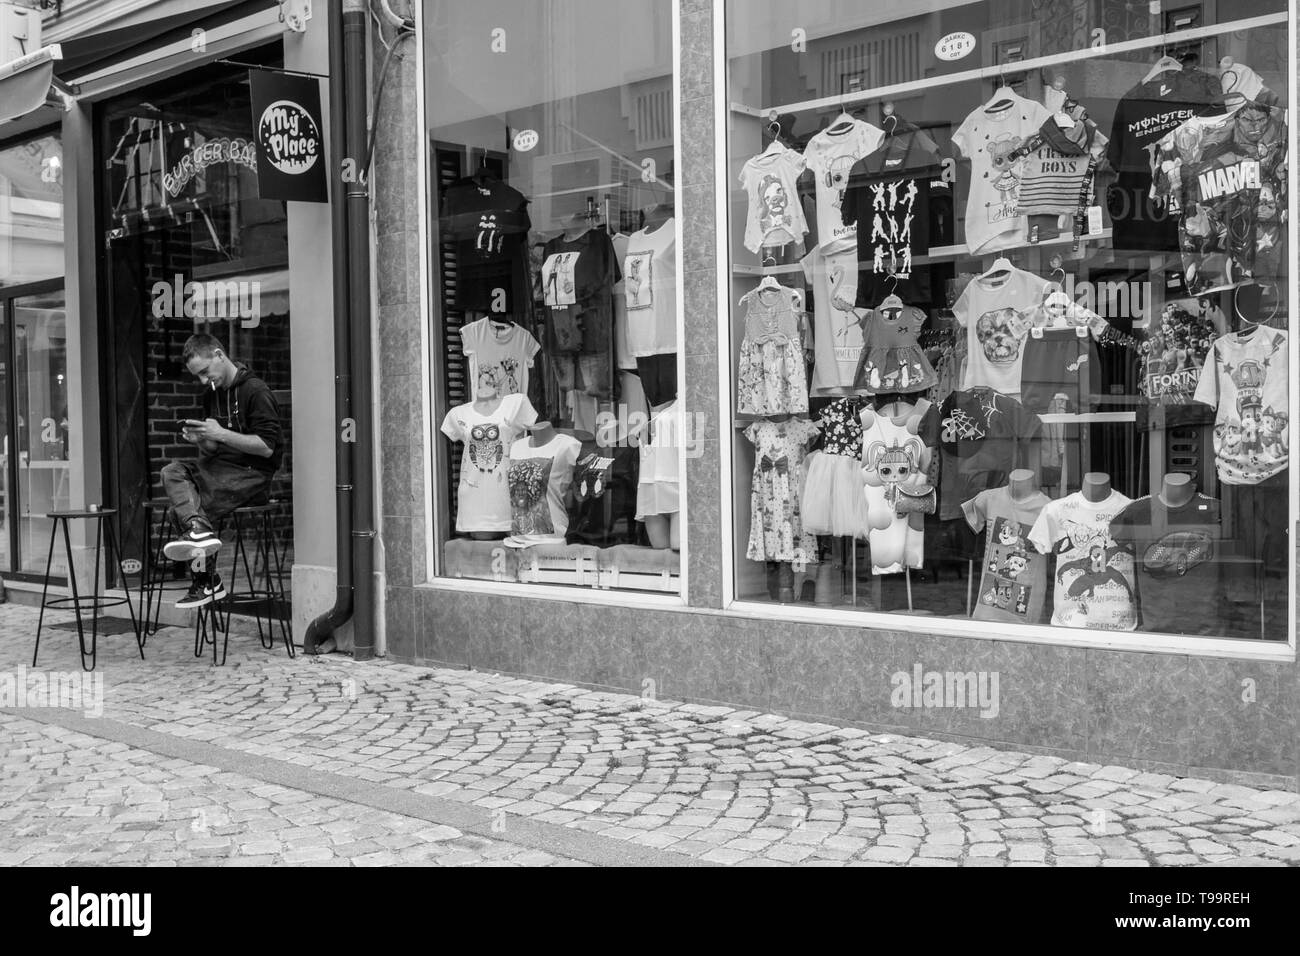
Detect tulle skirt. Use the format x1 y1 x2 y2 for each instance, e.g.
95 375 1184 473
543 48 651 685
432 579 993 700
801 451 871 538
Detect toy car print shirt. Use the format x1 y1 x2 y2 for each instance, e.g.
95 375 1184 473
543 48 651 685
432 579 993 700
1151 99 1288 295
505 433 582 547
803 117 883 248
963 485 1052 625
440 393 538 533
1192 325 1289 485
1029 490 1137 631
740 143 808 253
953 92 1051 253
953 265 1042 396
1110 493 1224 635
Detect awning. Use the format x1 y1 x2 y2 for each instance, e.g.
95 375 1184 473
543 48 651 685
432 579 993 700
0 46 62 126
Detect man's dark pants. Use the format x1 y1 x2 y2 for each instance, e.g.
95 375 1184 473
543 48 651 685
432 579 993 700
161 459 269 569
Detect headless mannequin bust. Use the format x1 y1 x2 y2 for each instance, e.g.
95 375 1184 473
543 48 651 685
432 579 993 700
1159 473 1195 508
1081 472 1112 503
528 421 556 446
642 204 674 230
1008 468 1037 501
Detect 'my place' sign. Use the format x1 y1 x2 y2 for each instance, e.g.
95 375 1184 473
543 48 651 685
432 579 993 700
248 67 327 203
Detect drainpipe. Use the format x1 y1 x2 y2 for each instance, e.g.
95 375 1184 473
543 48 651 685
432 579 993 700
342 0 376 659
304 0 354 653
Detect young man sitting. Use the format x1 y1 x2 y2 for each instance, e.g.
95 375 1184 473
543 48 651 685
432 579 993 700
161 333 283 608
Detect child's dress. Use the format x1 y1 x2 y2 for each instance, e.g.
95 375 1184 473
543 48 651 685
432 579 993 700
860 399 935 573
737 284 809 415
801 398 872 537
853 294 937 395
745 418 819 565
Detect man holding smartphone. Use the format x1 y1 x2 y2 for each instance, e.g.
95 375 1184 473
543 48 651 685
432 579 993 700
161 333 283 608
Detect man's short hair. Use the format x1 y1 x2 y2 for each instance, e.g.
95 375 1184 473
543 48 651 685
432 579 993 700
182 333 226 365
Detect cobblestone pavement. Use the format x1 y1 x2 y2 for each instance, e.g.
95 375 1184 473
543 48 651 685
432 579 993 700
2 604 1298 867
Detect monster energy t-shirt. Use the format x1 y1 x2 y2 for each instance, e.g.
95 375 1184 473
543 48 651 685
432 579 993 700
1110 493 1224 635
441 394 538 533
963 486 1052 625
1029 490 1137 631
504 433 582 548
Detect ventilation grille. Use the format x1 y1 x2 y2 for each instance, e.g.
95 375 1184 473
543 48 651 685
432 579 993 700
819 31 922 94
631 80 673 150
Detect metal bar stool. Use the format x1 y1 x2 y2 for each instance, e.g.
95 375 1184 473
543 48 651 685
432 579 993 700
140 497 194 640
222 501 294 658
33 508 143 672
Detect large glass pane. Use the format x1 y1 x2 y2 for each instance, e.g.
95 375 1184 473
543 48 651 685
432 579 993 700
726 0 1292 641
0 134 63 289
14 289 69 576
423 0 684 592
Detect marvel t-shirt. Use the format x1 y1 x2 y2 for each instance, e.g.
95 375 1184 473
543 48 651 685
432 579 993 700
1111 493 1224 635
440 394 538 533
963 486 1052 625
1029 490 1137 631
953 266 1043 395
440 177 532 314
1192 325 1289 485
504 433 582 547
938 387 1042 520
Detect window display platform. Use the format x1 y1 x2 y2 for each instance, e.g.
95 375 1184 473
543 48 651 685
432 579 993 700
444 538 680 592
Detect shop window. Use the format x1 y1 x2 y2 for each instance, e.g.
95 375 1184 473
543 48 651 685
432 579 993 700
725 0 1293 643
0 133 62 289
423 0 684 593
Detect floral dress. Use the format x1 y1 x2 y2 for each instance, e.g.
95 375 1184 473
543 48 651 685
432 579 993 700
802 398 872 537
737 285 809 415
745 418 820 564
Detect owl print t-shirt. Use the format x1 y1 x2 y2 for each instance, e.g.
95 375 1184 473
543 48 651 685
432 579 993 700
963 486 1051 625
504 433 582 548
953 266 1043 396
441 394 539 533
953 92 1051 253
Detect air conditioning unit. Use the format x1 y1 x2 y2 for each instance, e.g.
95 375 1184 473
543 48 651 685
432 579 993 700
0 1 41 67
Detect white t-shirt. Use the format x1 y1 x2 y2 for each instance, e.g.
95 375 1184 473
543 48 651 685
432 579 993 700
953 266 1043 396
1192 325 1289 485
504 433 582 548
440 394 538 532
801 239 864 395
623 218 677 357
803 118 884 248
612 233 634 370
740 144 808 253
1028 490 1137 631
460 317 541 400
953 92 1051 253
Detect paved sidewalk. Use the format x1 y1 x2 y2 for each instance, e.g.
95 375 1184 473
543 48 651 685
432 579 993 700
2 604 1298 866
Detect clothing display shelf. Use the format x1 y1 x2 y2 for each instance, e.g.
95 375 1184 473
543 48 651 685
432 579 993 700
728 11 1287 120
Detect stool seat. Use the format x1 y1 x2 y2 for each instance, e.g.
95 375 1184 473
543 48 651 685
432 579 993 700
48 508 118 519
229 501 276 514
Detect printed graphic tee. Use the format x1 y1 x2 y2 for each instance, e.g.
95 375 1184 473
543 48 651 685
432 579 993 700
440 394 539 533
740 144 808 252
841 127 944 306
1111 493 1225 635
953 92 1051 253
460 317 541 400
623 218 677 357
938 388 1042 520
612 232 634 369
440 177 532 314
541 228 620 352
1192 325 1289 485
953 265 1043 395
801 238 865 395
1152 101 1288 294
963 485 1052 625
504 433 582 548
802 118 884 248
1029 490 1138 631
1106 68 1218 252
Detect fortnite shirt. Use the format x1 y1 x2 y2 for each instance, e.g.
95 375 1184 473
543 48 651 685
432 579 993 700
1192 325 1289 485
440 177 532 314
952 92 1051 253
1111 493 1224 635
953 266 1042 395
1152 101 1288 295
963 486 1052 625
504 433 582 547
1029 490 1137 631
1106 69 1218 252
803 118 884 248
938 388 1042 520
440 394 538 533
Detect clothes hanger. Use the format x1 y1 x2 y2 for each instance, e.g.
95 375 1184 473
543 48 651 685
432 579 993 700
757 274 783 292
986 77 1018 113
827 99 855 132
981 256 1014 280
1144 45 1184 85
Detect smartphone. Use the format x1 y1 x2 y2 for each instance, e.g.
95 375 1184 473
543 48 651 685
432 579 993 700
175 419 202 430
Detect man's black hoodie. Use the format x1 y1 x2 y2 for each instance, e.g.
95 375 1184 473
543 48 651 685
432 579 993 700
200 363 283 475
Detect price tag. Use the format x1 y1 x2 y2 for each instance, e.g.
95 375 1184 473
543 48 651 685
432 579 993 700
1087 205 1104 235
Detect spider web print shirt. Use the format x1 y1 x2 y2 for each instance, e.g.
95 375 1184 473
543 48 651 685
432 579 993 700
441 394 538 533
1029 490 1137 631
